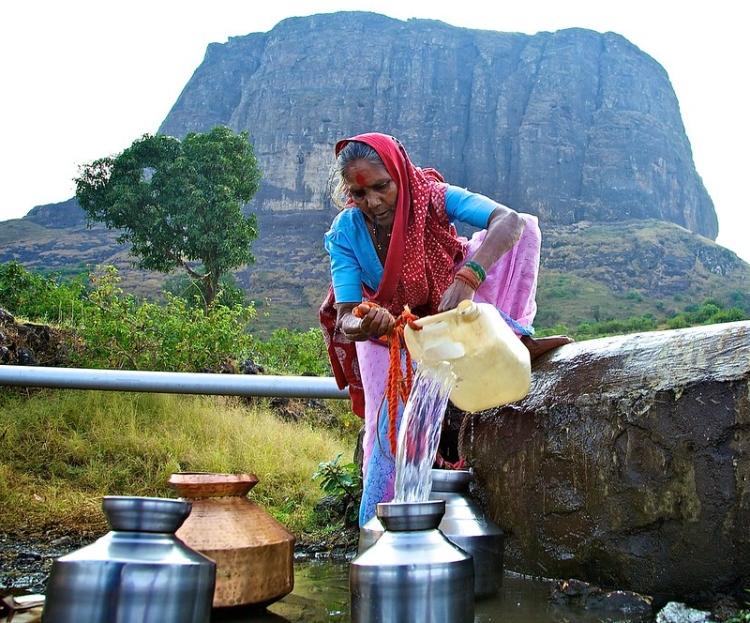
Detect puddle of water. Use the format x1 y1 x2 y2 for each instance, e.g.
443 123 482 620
214 561 639 623
0 560 640 623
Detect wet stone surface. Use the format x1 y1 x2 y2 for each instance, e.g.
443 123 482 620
0 532 95 594
464 322 750 598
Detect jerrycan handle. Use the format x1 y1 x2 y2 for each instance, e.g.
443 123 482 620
413 301 480 362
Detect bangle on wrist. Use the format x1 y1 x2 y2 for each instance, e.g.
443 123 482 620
454 267 481 290
463 260 487 284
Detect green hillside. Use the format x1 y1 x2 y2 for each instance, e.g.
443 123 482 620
536 220 749 330
1 214 748 334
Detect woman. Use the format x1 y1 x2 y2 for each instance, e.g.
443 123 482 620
319 132 569 525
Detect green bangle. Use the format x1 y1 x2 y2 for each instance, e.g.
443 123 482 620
464 260 486 283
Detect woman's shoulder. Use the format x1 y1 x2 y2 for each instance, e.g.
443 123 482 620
329 207 363 231
326 208 366 246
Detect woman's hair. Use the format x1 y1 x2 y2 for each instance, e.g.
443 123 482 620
327 141 384 209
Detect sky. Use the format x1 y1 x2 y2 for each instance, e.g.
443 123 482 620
1 1 748 262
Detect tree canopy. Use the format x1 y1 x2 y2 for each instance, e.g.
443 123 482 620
75 126 261 307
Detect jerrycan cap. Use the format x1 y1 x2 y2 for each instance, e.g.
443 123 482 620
457 299 480 321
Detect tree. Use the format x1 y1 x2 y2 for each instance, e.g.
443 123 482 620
75 126 261 307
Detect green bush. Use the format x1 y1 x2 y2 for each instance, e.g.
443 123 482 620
536 299 747 341
253 327 330 376
0 262 256 373
313 453 362 527
163 271 249 309
666 300 746 330
575 314 657 339
535 322 571 338
0 261 88 324
73 266 255 372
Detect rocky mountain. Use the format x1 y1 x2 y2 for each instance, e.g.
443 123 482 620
162 12 716 237
24 198 85 230
2 12 746 333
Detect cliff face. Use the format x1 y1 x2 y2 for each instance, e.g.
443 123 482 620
160 12 717 237
24 198 85 229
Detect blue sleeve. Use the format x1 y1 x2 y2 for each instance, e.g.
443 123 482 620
324 225 363 304
445 185 497 228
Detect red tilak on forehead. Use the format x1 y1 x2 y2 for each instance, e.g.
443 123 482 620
355 173 366 186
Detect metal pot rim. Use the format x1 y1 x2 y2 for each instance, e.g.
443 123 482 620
376 500 445 531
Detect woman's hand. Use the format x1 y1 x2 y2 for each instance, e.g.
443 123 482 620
337 303 396 340
438 279 476 312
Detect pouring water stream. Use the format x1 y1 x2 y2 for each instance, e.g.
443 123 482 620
393 361 456 503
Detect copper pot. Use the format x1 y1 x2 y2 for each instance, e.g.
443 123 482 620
169 472 295 608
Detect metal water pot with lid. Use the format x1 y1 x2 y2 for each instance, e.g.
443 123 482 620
42 496 216 623
358 469 504 598
350 500 474 623
430 468 505 597
403 299 531 412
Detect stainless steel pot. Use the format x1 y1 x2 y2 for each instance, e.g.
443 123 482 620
358 468 505 598
42 496 216 623
430 468 505 597
350 500 474 623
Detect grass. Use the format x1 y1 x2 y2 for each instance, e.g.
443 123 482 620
0 390 356 537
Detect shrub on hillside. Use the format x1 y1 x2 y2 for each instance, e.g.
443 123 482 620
0 262 255 373
163 271 249 309
666 300 746 329
0 261 88 324
536 299 747 341
252 328 330 376
73 267 255 371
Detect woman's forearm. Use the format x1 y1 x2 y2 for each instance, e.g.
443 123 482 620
437 205 523 312
469 206 525 271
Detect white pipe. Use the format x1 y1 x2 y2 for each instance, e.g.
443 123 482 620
0 365 348 399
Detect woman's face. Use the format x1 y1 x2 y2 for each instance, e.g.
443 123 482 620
343 159 398 228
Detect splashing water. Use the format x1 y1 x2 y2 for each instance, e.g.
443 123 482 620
393 361 456 503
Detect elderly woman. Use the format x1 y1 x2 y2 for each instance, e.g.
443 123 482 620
319 132 569 525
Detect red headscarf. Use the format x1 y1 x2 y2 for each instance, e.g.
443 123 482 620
320 133 466 416
334 133 464 315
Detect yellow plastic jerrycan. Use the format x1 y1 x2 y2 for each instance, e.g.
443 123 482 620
403 300 531 412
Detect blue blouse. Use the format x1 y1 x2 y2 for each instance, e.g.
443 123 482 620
324 185 498 303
